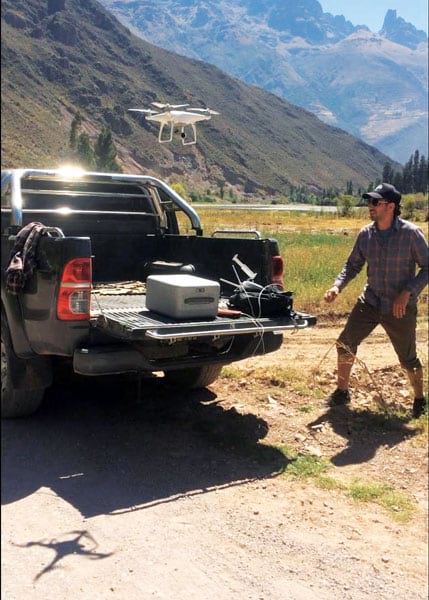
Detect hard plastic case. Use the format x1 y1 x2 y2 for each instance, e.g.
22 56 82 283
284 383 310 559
146 274 220 319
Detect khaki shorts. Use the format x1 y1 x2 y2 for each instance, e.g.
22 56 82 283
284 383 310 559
337 298 421 371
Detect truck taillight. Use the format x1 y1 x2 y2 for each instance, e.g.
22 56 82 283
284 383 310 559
57 258 92 321
271 255 284 289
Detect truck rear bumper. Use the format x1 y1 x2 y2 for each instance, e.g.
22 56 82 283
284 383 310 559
73 338 275 376
73 330 283 376
73 345 149 376
74 343 254 376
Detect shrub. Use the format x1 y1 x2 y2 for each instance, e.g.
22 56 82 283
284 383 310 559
336 194 355 217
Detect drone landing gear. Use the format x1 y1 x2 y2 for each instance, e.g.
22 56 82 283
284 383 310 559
158 122 174 144
180 125 197 146
158 123 197 145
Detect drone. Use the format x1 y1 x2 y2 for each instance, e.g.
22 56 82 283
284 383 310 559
128 102 219 145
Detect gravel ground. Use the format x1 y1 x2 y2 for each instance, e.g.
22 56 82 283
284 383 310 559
1 322 428 599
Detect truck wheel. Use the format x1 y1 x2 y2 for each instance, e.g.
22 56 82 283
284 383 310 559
1 315 45 418
164 365 223 389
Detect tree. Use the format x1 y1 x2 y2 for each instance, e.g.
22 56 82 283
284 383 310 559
337 194 354 217
76 133 95 169
218 181 225 200
94 126 122 172
346 180 353 195
171 182 187 199
381 150 428 194
417 154 428 194
382 162 394 184
393 171 403 192
412 150 420 190
402 156 413 194
69 111 82 150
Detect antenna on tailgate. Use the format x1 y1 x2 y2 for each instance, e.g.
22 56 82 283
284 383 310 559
232 254 257 280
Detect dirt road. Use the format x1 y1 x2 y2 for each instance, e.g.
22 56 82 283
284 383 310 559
1 322 428 599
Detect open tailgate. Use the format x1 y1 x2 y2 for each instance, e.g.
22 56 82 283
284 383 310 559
91 294 316 341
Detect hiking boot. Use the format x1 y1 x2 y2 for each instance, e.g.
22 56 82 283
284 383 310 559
412 398 427 419
328 388 351 406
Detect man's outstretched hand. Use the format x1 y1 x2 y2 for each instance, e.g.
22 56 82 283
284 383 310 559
324 286 340 303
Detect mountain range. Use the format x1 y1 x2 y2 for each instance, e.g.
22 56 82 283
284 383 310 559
1 0 399 196
100 0 428 164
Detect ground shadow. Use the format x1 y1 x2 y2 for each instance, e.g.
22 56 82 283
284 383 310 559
1 376 287 518
307 403 420 466
13 530 113 581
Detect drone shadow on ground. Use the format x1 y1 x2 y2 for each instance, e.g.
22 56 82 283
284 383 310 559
13 530 113 581
2 375 287 518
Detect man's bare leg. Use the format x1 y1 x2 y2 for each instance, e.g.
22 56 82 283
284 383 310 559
405 367 427 417
405 366 424 399
337 350 355 391
328 350 355 405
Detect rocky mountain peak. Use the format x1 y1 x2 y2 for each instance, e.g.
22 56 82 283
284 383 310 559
380 9 427 49
243 0 361 43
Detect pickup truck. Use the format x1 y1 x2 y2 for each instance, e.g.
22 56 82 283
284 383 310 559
1 168 316 418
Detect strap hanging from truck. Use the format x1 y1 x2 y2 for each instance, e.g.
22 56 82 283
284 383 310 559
5 221 46 295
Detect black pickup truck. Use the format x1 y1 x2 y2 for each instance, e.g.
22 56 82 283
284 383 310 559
1 168 316 418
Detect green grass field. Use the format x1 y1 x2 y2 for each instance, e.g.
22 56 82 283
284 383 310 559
188 209 428 317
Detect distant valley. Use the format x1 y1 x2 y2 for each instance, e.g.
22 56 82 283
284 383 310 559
1 0 399 195
101 0 428 164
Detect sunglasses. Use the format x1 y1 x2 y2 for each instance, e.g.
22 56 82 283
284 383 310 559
366 198 389 206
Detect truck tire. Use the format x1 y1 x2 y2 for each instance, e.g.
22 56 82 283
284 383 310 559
164 365 223 389
1 314 45 418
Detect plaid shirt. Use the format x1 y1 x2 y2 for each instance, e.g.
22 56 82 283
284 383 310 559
334 217 428 313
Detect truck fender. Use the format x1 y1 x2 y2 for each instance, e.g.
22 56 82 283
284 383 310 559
1 307 53 389
1 293 33 357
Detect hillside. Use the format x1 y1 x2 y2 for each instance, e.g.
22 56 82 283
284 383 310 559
101 0 428 163
1 0 398 195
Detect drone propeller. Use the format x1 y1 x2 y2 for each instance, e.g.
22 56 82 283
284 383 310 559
128 108 157 115
187 107 220 115
151 102 190 110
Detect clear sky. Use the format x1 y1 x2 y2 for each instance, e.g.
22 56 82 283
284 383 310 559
319 0 428 34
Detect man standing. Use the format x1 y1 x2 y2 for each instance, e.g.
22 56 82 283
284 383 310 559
324 183 428 418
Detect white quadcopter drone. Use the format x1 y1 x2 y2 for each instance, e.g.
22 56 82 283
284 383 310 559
128 102 219 145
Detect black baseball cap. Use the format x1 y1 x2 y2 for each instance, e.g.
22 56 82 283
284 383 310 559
362 183 401 203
